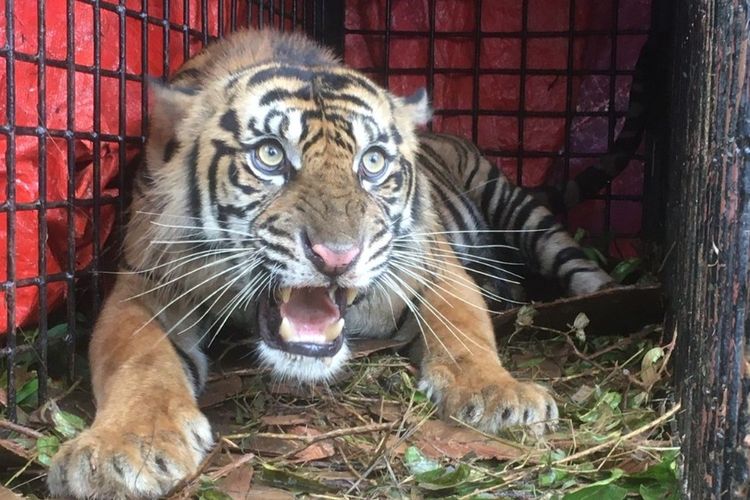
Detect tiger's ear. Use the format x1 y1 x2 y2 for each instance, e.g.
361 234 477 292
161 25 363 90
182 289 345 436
148 77 197 129
397 87 432 127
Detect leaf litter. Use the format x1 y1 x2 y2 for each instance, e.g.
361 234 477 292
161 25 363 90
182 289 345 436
1 297 679 499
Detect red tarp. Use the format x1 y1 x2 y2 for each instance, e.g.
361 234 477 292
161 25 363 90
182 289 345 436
0 0 648 332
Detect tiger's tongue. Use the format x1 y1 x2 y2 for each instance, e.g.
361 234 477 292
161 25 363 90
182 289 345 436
279 287 340 339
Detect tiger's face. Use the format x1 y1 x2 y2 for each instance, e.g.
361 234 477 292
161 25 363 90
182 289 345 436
149 63 431 381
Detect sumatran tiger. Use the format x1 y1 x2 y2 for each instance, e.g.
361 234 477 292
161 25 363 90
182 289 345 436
47 29 613 498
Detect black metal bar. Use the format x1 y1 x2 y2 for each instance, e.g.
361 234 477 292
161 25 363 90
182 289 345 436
3 0 18 421
560 0 576 228
91 0 104 329
64 0 78 385
604 0 621 235
516 0 529 186
470 0 483 143
35 0 49 403
311 0 345 55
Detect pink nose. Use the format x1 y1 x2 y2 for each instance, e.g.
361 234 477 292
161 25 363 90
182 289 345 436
311 243 361 271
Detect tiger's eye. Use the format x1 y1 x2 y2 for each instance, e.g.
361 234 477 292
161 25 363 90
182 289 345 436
360 149 388 180
257 142 285 168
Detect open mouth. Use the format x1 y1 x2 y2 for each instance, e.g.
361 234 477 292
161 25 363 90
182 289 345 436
258 285 357 359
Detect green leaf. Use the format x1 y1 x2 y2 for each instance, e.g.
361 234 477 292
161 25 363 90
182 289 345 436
582 246 608 266
563 470 629 500
563 482 629 500
538 468 568 487
50 408 87 439
404 446 440 475
16 376 39 406
36 435 60 466
639 482 679 500
611 258 642 283
258 464 336 494
197 480 233 500
415 463 472 491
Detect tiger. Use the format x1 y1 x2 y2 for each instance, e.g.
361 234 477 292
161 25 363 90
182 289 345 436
47 29 613 499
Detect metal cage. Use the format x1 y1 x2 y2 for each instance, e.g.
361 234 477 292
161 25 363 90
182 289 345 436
1 0 653 421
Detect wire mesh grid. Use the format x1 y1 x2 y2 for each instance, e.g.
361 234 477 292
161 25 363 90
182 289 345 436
0 0 317 421
343 0 650 249
1 0 652 421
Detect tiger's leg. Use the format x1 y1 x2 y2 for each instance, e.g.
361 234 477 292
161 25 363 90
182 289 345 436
47 275 213 499
413 240 557 433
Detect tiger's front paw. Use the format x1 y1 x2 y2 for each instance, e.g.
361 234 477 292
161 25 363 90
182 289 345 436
418 362 558 435
47 403 212 499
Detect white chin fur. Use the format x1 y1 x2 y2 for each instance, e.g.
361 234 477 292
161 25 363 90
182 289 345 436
257 342 350 382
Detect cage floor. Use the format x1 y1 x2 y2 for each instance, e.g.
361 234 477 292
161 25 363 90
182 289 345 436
1 289 677 499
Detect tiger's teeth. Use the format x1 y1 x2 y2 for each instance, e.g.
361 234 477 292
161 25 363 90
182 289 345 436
328 286 338 302
278 287 292 304
323 318 345 341
345 288 357 306
322 357 333 367
279 317 296 342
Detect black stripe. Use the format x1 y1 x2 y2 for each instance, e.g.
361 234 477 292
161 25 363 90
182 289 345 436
265 242 295 260
220 108 240 135
480 166 500 216
561 266 597 291
550 246 587 277
163 138 178 163
171 341 202 393
186 142 203 224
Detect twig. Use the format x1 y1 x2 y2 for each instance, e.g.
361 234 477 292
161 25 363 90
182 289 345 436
458 402 682 499
206 453 255 481
207 367 267 382
165 440 222 499
226 421 397 444
0 420 44 439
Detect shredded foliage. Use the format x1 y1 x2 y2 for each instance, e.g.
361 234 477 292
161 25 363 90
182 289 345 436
1 307 678 499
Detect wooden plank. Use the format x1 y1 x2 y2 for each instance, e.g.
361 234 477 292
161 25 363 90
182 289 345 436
665 0 750 497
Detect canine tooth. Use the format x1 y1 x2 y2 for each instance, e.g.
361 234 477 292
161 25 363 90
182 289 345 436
345 288 357 306
279 317 296 342
279 287 292 303
328 286 338 301
323 318 345 341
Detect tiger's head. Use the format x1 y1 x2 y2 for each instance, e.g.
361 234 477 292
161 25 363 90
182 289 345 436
138 30 432 381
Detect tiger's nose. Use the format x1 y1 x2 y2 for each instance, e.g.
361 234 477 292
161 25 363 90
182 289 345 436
302 232 361 276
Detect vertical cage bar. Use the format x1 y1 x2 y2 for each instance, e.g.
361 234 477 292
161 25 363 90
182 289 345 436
470 0 483 143
561 0 577 226
117 0 128 250
516 0 529 186
184 0 191 61
3 0 18 421
230 0 237 31
164 0 172 79
91 0 103 320
605 0 621 233
35 0 49 403
201 0 209 44
426 0 436 132
218 0 225 37
65 0 78 384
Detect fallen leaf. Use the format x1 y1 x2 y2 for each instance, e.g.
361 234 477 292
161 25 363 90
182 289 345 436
244 485 294 499
350 338 409 357
200 375 244 408
289 426 335 462
0 485 24 499
260 415 311 427
214 464 254 500
243 436 299 457
407 420 539 461
367 401 403 422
